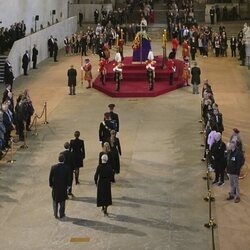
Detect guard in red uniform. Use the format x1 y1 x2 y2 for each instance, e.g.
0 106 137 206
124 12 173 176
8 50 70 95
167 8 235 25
182 39 190 60
82 58 92 89
98 57 107 85
172 37 179 55
166 52 176 86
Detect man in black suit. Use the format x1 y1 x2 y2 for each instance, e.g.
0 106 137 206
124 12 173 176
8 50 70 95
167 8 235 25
69 131 85 185
61 142 76 196
32 44 38 69
108 104 119 133
67 65 77 95
99 112 113 145
48 35 54 57
191 62 201 94
49 154 70 219
213 108 224 134
22 50 30 75
53 38 58 62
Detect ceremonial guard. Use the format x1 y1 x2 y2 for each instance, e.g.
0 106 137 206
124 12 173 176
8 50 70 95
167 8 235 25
98 57 106 85
146 60 155 91
166 52 176 85
113 62 122 92
182 39 190 60
82 58 93 89
182 57 191 86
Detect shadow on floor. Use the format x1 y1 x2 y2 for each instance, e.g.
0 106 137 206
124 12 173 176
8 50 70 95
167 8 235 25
63 216 146 236
71 196 141 208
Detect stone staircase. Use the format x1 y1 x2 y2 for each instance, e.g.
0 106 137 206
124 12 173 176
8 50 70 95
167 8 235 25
0 56 7 84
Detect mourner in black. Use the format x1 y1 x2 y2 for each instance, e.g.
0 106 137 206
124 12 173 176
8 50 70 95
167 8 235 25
61 142 76 196
53 38 58 62
32 44 38 69
48 35 54 57
99 112 113 145
4 60 14 89
22 50 30 75
67 65 77 95
94 154 113 215
69 131 85 185
108 104 119 133
49 154 70 219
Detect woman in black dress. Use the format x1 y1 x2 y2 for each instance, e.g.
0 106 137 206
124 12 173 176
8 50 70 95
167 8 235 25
107 130 122 174
94 154 113 215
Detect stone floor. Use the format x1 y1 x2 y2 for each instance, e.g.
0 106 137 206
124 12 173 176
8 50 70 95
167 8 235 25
0 38 249 250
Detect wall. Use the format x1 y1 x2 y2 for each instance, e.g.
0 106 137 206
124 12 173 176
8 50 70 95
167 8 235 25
69 3 113 23
7 17 77 78
0 0 70 34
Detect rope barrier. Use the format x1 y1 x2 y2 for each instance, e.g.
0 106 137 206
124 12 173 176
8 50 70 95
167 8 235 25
1 102 49 161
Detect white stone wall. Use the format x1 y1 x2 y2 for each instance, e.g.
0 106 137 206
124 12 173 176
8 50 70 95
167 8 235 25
7 17 77 78
0 0 69 34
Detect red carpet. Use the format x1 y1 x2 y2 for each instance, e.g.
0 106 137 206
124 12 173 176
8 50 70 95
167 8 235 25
93 56 185 97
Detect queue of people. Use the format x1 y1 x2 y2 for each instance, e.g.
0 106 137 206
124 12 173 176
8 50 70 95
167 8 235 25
0 86 34 158
200 82 245 203
49 104 121 218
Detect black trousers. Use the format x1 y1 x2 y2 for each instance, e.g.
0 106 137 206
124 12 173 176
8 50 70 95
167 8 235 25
33 59 37 69
69 86 76 95
169 73 174 85
53 200 65 218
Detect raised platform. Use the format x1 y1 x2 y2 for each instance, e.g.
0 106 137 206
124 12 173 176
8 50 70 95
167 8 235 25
93 56 185 98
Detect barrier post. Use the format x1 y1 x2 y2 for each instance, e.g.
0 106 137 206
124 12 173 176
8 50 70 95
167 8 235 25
7 137 15 163
32 115 38 136
44 102 49 124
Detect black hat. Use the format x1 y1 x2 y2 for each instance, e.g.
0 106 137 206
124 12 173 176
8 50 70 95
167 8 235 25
108 104 115 109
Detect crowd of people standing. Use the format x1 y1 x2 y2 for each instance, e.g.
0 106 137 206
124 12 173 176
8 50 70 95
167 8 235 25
0 20 26 55
200 81 245 203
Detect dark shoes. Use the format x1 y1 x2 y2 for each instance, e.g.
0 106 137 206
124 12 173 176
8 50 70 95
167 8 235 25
234 197 240 203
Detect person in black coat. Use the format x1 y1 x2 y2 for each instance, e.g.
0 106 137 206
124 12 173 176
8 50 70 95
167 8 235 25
213 108 224 134
191 61 201 94
67 65 77 95
32 44 38 69
99 142 115 182
48 36 54 57
61 142 76 196
107 130 122 174
210 132 226 186
99 112 113 145
4 60 14 89
69 131 85 185
49 154 70 219
53 38 58 62
94 154 113 215
22 50 30 75
108 104 119 132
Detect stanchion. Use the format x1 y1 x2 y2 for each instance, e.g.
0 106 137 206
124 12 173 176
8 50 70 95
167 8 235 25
32 115 38 136
204 189 215 202
44 102 49 124
7 137 15 163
